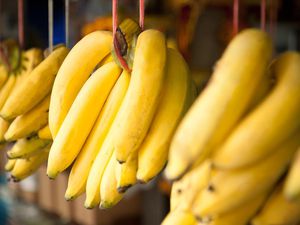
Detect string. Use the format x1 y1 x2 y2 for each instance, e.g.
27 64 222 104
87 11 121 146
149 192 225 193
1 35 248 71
18 0 24 48
139 0 144 30
261 0 266 31
112 0 118 37
233 0 239 36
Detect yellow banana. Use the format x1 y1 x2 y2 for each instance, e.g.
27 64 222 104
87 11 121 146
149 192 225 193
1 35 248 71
284 149 300 201
165 29 272 180
65 70 129 200
10 144 50 181
0 117 10 143
213 52 300 169
113 29 167 163
170 160 211 212
161 210 197 225
0 64 8 89
192 130 300 218
137 48 192 183
115 151 138 193
49 31 112 137
206 193 267 225
7 136 50 159
252 182 300 225
4 94 50 141
37 125 52 140
0 75 16 110
98 53 114 67
100 152 124 209
0 47 69 120
4 159 16 171
47 62 121 179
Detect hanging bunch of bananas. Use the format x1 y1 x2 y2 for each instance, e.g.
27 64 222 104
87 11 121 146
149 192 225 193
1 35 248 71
162 29 300 225
43 18 195 209
1 40 69 181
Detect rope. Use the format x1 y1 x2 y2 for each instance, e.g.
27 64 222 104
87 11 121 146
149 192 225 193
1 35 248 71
139 0 144 30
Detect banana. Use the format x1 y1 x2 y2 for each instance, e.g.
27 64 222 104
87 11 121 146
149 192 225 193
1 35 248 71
170 161 211 212
0 64 8 89
252 182 300 225
0 117 10 143
4 159 16 171
192 130 300 218
4 94 50 141
49 31 112 137
161 210 197 225
98 53 114 67
115 151 138 193
137 48 192 183
0 47 69 120
284 149 300 201
0 75 16 110
165 29 272 180
10 144 50 182
213 52 300 169
100 152 124 209
206 193 267 225
113 29 167 163
7 136 50 159
37 125 52 140
65 70 129 200
47 62 121 179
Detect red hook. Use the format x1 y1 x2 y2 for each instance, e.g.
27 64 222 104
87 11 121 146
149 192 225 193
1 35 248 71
233 0 239 36
261 0 266 31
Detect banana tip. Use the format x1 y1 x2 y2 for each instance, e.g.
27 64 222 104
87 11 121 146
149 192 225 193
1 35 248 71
117 185 132 193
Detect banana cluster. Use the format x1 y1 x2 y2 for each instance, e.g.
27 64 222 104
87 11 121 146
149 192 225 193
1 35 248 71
41 19 196 209
162 29 300 225
1 44 69 181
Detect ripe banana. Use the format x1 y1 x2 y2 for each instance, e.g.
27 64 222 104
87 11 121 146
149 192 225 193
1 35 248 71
10 144 50 182
213 52 300 169
137 48 192 183
113 29 167 163
161 210 197 225
165 29 272 180
4 159 16 172
252 182 300 225
38 125 52 140
0 46 69 120
206 193 267 225
49 31 112 137
0 117 10 143
284 149 300 201
100 152 124 209
192 130 300 218
115 151 137 193
98 53 114 67
47 62 121 179
4 94 50 141
7 136 50 159
0 65 8 89
65 70 129 200
170 160 211 212
0 75 16 110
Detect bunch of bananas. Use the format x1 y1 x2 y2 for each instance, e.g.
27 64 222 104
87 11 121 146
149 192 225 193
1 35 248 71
162 29 300 225
42 18 196 209
1 42 69 181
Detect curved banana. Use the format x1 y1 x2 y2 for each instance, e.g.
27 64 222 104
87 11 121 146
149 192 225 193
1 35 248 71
10 144 50 182
284 149 300 201
192 130 300 218
0 117 10 143
4 159 16 172
47 62 121 179
0 47 68 120
100 152 123 209
49 31 112 137
161 210 197 225
65 70 129 200
115 151 137 193
0 65 8 89
0 75 16 110
7 136 50 159
113 29 167 163
38 125 52 140
4 94 50 141
137 48 192 183
165 29 272 180
170 160 211 212
252 183 300 225
213 52 300 169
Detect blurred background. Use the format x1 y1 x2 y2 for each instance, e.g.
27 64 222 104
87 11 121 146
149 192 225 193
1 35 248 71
0 0 299 225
